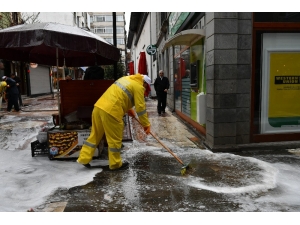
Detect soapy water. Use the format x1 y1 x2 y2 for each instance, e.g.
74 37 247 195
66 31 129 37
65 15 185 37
182 152 278 194
123 143 278 194
121 143 300 211
1 114 300 212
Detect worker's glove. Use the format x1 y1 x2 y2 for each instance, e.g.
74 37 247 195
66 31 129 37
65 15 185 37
143 125 151 135
127 109 135 118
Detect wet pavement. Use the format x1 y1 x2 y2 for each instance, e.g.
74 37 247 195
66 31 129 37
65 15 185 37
1 95 300 212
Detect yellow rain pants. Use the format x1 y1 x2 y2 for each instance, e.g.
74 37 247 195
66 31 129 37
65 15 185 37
77 107 124 169
78 74 150 169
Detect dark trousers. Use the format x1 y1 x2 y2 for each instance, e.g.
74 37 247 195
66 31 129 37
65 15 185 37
156 91 167 114
17 87 23 106
7 94 20 111
18 93 23 106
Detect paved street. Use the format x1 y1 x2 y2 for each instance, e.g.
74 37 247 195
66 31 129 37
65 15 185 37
1 95 300 212
60 99 300 212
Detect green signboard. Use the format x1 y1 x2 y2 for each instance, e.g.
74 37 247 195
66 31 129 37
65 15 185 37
169 12 190 36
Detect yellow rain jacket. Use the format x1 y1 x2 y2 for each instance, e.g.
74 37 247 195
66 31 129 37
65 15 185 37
77 74 150 169
0 81 7 97
95 74 150 127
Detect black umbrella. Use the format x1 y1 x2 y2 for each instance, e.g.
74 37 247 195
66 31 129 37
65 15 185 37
0 22 121 126
0 22 120 67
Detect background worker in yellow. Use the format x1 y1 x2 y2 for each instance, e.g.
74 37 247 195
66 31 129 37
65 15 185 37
0 78 7 111
77 74 151 170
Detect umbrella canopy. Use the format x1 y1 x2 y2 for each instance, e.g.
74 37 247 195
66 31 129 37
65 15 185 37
138 51 147 75
128 61 134 75
0 22 120 67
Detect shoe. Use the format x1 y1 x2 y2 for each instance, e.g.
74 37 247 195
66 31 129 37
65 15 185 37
83 163 91 168
77 159 91 168
162 111 165 114
110 161 129 171
158 113 161 116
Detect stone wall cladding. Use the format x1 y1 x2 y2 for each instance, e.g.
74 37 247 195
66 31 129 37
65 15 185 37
214 50 237 64
214 80 236 94
206 94 214 108
215 34 238 49
205 12 252 149
214 94 237 108
236 94 250 108
237 65 251 79
213 65 237 80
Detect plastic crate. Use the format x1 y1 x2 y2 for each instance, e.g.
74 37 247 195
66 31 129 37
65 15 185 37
31 140 48 157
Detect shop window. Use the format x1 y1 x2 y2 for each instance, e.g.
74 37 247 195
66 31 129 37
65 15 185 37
252 13 300 142
190 60 199 87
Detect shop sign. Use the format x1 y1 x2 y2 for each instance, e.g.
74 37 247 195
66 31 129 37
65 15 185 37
261 33 300 134
169 12 190 36
146 45 157 55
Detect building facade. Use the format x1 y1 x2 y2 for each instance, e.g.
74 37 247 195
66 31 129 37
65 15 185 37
127 13 157 93
89 12 126 64
128 12 300 151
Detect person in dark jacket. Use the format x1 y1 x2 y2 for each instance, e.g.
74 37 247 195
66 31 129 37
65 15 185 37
11 73 23 106
154 70 169 116
84 66 104 80
2 75 20 112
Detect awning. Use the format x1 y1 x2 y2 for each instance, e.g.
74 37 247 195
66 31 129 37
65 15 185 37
138 51 148 75
128 61 134 75
162 29 205 52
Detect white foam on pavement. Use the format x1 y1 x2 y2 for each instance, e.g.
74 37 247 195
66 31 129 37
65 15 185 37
0 115 102 212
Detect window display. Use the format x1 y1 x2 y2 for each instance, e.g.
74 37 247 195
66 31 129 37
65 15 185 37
261 33 300 133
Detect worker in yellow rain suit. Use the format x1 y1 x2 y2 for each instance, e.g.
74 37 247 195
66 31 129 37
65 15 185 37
0 79 7 110
77 74 151 170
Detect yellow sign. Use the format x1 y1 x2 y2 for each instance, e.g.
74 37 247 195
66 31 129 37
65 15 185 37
269 52 300 127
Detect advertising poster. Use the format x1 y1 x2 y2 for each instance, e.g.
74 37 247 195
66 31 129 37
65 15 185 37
268 53 300 127
261 33 300 133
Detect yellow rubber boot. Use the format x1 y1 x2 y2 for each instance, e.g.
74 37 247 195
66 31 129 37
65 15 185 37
108 149 122 169
77 144 96 165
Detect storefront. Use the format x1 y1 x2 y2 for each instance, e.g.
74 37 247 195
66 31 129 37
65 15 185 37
162 13 206 136
251 12 300 143
131 12 300 151
160 12 300 150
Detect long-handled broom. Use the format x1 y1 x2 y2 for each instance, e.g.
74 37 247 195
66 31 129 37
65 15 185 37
133 117 191 175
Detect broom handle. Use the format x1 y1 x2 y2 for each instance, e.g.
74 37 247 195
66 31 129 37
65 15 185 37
133 117 184 165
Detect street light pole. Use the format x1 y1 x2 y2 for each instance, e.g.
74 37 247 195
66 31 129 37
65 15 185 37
113 12 117 80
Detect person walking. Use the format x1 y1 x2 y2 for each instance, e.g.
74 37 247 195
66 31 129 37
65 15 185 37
2 76 20 112
77 74 151 170
10 73 23 107
154 70 169 116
